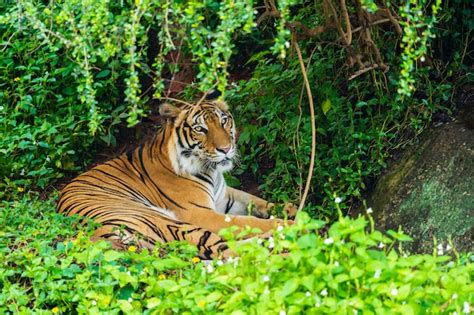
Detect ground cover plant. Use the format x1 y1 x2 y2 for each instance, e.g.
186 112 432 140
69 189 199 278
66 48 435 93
1 193 472 313
0 0 473 313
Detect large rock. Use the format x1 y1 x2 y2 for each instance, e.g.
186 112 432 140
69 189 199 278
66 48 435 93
367 116 473 253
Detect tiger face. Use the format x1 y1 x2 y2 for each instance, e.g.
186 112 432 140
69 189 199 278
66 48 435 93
160 101 237 174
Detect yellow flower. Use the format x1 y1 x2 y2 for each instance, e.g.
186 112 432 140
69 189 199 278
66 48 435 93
158 274 166 280
197 300 206 308
17 187 24 192
191 257 200 263
51 306 60 313
128 245 137 253
14 77 20 82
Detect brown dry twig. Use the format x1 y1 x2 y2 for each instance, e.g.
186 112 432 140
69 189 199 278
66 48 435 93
292 36 317 212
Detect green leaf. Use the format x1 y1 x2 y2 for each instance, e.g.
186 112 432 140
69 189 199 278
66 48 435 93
281 278 299 297
104 250 122 262
322 98 331 115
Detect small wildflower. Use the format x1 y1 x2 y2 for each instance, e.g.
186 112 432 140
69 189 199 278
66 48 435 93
315 302 321 307
374 269 382 279
335 197 342 203
217 260 223 266
224 215 231 222
353 310 358 315
453 312 458 315
128 297 133 302
446 244 452 251
207 265 214 273
390 288 398 296
334 261 339 267
263 275 270 282
270 215 275 219
128 245 137 252
257 238 263 245
280 310 287 315
320 289 328 296
378 242 385 249
192 257 201 263
463 302 470 314
284 41 290 49
452 293 458 300
324 237 334 245
127 271 131 276
268 242 274 249
158 274 166 280
17 187 24 192
198 300 206 308
52 307 60 313
91 300 97 306
277 225 284 232
306 291 311 297
420 56 426 62
14 77 20 82
367 207 373 214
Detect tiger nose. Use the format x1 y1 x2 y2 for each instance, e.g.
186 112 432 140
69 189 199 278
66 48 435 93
217 145 232 154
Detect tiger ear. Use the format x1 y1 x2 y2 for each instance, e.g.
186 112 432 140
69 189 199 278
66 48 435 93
159 103 182 120
214 100 228 111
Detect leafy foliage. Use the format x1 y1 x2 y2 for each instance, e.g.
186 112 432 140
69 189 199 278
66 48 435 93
1 194 472 314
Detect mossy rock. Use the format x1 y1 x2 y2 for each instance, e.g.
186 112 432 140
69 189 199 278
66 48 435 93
368 119 473 253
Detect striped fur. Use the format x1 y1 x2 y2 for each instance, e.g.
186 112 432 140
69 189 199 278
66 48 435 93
58 101 293 259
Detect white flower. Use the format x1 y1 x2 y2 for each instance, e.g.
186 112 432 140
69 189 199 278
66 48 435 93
378 242 385 249
437 243 443 250
264 288 270 294
463 302 470 314
374 269 382 279
334 261 339 267
367 207 373 214
420 56 426 62
324 237 334 245
128 297 133 302
257 238 263 245
437 248 444 255
127 271 131 276
268 242 274 249
225 215 231 222
280 310 287 315
320 289 328 296
277 225 284 232
217 260 223 266
452 293 458 300
263 275 270 282
353 310 358 315
453 312 458 315
391 288 398 296
446 244 452 251
306 291 311 297
207 265 214 273
92 300 97 306
284 41 290 49
335 197 342 204
227 257 234 263
270 215 275 219
315 302 321 307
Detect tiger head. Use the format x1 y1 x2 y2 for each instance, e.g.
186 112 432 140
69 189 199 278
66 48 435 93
159 101 237 174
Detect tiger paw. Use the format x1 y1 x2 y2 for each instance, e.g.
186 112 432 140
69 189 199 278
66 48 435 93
283 203 298 219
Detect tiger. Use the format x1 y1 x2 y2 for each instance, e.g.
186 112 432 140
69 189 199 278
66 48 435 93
57 100 296 259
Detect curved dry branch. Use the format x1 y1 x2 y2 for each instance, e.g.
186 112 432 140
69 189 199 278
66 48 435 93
292 37 317 212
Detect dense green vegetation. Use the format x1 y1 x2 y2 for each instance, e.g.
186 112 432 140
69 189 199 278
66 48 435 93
1 194 472 313
0 0 472 313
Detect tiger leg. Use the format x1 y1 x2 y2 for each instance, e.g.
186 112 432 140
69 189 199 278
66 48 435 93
224 187 298 219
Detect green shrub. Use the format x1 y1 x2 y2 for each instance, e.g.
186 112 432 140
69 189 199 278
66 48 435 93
1 193 472 314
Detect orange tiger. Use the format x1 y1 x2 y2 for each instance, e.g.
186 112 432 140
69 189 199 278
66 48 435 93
58 100 295 259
